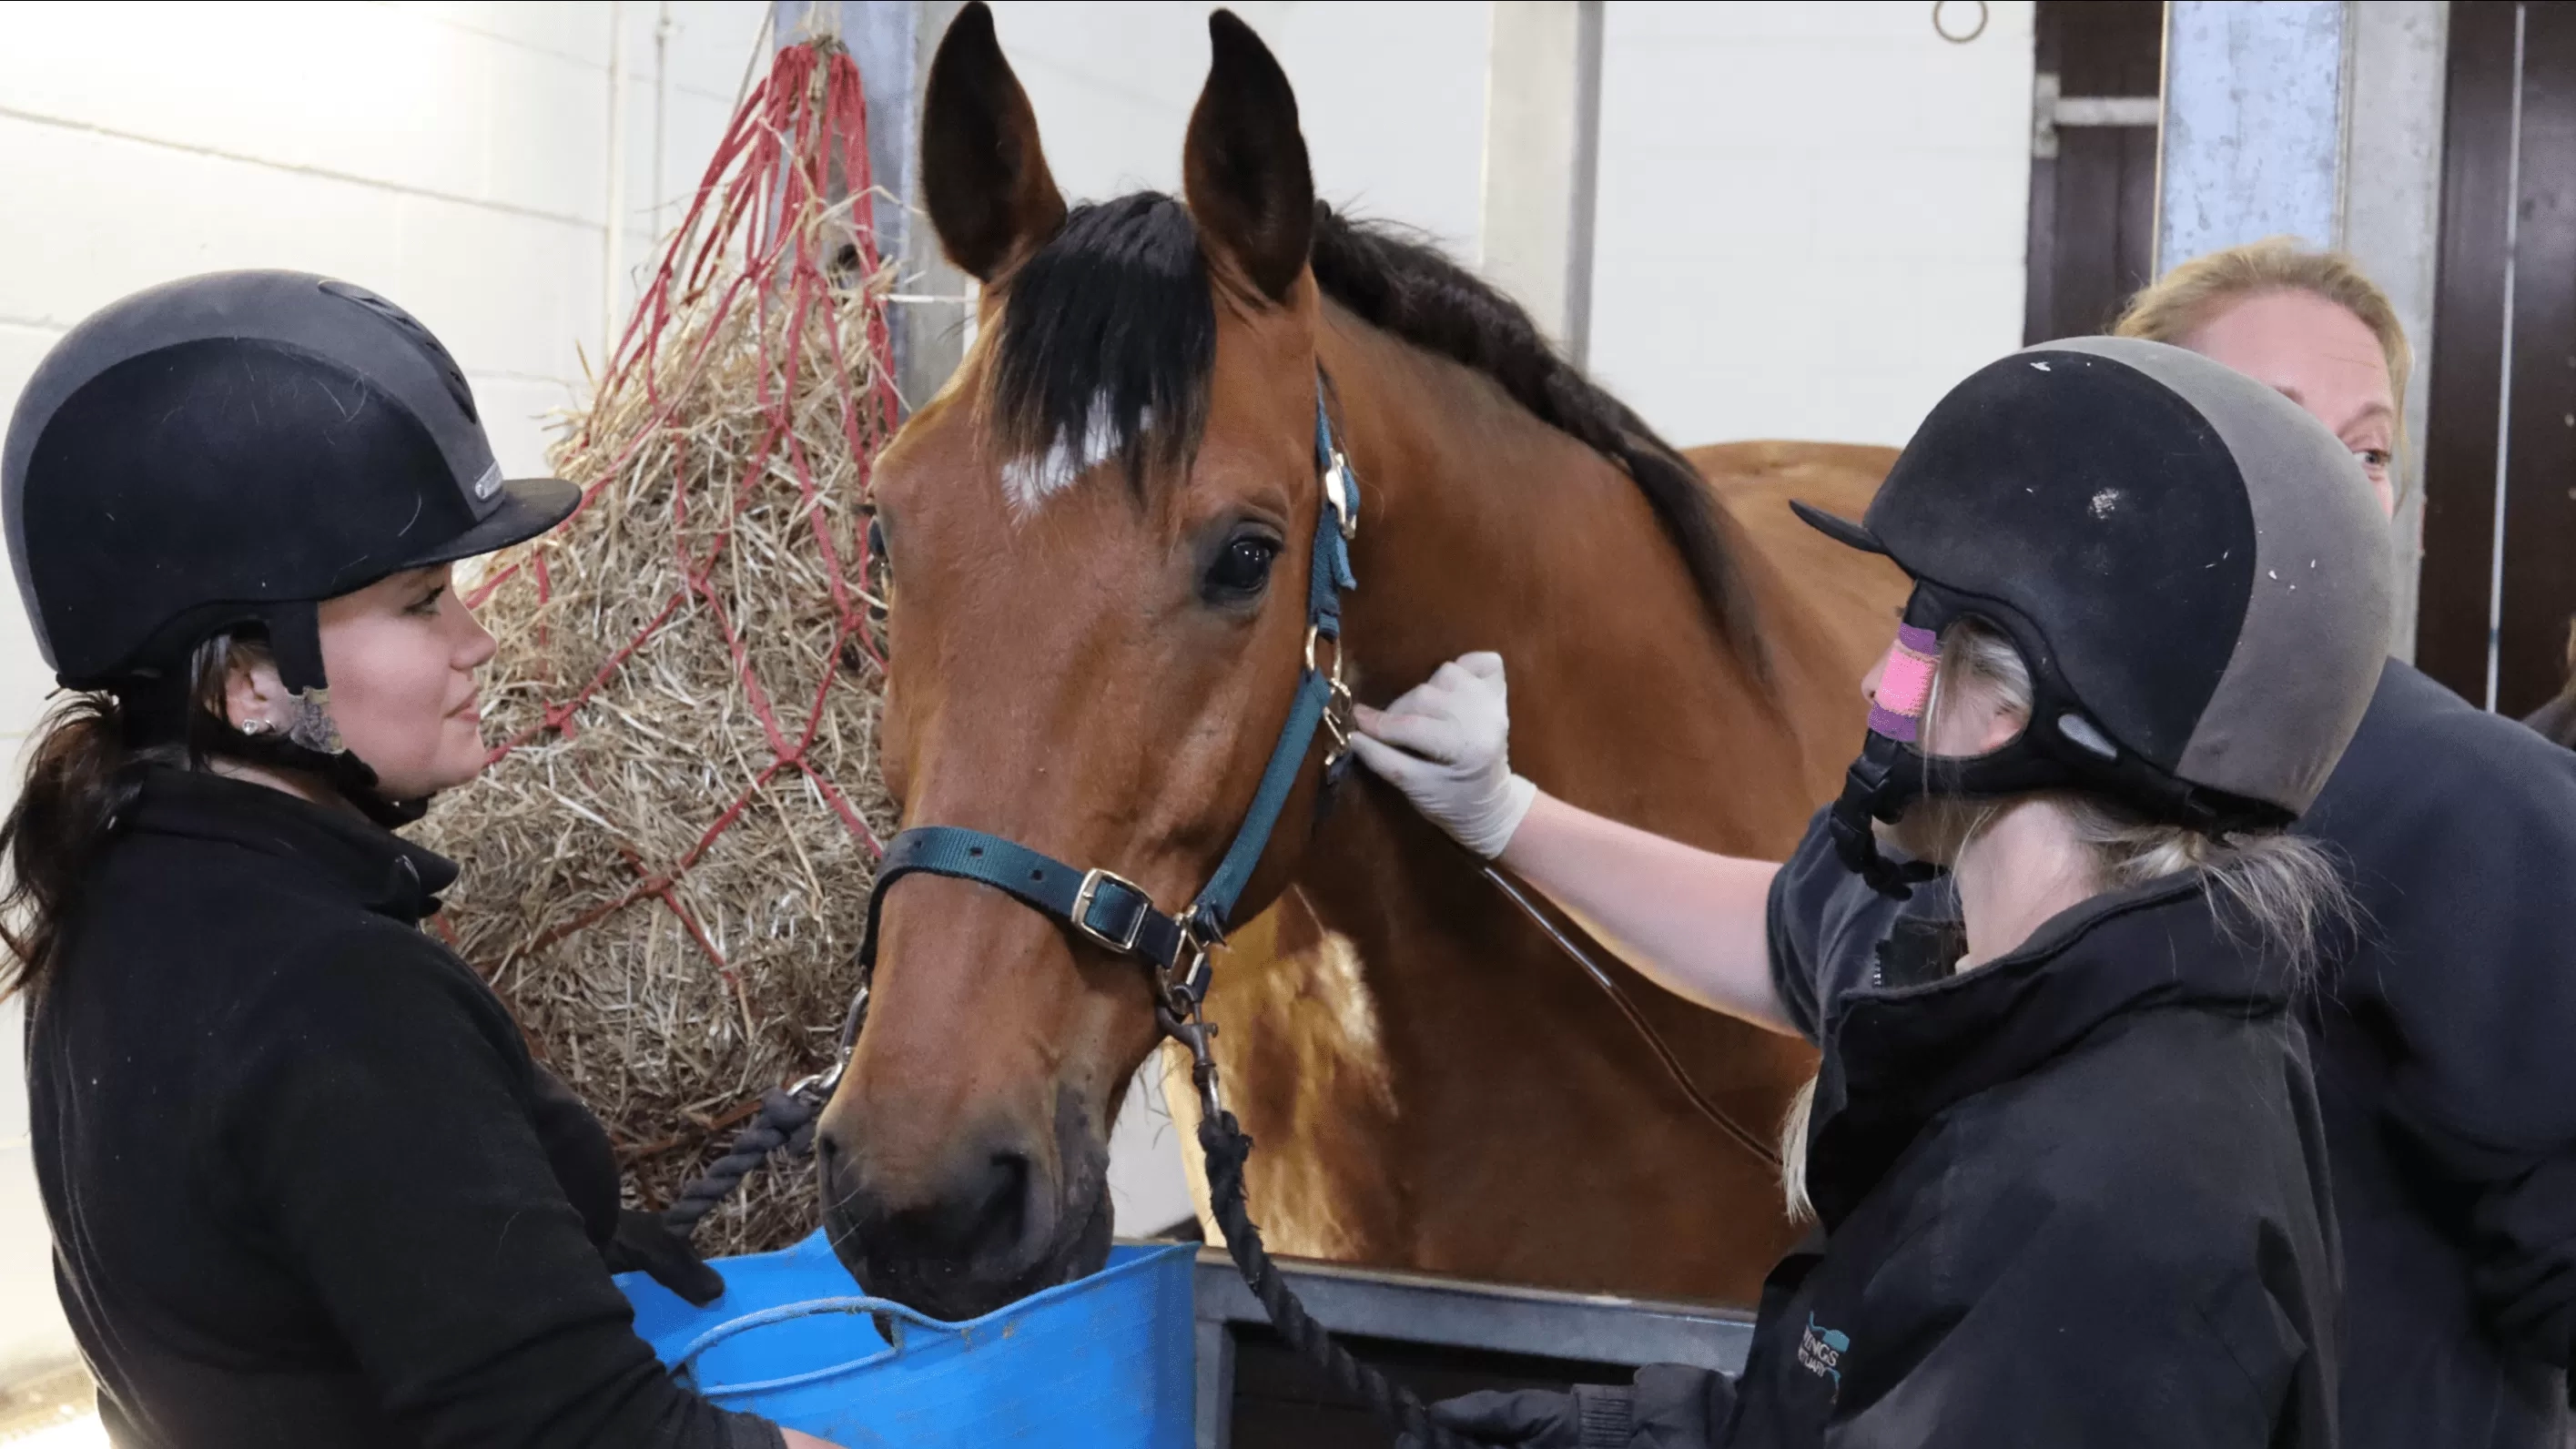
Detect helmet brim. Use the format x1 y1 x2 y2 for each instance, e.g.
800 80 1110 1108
395 476 582 570
1789 498 1888 556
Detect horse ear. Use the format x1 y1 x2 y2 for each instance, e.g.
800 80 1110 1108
1182 10 1314 303
921 1 1067 283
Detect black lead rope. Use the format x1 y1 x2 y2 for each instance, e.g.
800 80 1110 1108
660 1085 827 1238
1167 1010 1482 1449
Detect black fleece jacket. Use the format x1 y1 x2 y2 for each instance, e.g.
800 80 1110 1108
27 769 782 1449
1775 659 2576 1449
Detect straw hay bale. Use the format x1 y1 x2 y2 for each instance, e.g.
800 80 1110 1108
416 43 899 1254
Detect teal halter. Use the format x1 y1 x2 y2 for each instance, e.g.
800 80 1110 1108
849 377 1358 1035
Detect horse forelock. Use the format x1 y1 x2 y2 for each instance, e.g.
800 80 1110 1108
988 193 1211 513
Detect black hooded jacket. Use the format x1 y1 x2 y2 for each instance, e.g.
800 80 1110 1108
1775 660 2576 1448
26 769 781 1449
1718 871 2339 1448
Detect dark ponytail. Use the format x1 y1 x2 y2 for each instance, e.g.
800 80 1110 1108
0 632 270 1001
0 694 149 999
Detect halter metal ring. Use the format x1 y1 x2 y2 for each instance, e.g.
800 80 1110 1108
1304 623 1345 677
1070 867 1151 954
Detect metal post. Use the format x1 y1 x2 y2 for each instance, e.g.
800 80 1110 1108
2154 1 2351 270
604 1 631 364
2156 0 2452 663
1476 0 1604 366
775 0 970 416
2340 1 2451 662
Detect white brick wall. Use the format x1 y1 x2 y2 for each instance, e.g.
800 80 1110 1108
1587 0 2034 448
0 0 769 1381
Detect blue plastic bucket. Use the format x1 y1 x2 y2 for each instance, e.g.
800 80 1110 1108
615 1231 1196 1447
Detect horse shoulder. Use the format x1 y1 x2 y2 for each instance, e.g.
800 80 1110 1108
1172 887 1410 1262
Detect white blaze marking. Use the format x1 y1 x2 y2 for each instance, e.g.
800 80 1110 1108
999 392 1151 517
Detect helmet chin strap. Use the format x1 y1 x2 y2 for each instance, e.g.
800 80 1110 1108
185 601 430 828
283 689 345 755
1824 616 1931 896
1827 593 2089 898
1830 736 1941 899
249 601 344 754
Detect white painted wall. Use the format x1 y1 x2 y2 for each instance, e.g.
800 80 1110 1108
1587 0 2035 448
984 1 1492 258
0 0 772 1381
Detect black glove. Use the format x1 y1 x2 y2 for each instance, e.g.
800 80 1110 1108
601 1208 727 1307
1405 1365 1732 1449
1398 1383 1634 1448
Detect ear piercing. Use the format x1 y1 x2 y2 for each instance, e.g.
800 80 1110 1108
238 718 277 738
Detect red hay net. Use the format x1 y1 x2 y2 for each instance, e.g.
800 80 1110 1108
415 39 902 1252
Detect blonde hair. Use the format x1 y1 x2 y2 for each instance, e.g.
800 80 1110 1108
1779 621 2348 1219
2110 237 2413 489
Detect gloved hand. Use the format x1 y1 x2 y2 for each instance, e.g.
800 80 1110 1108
1397 1383 1627 1448
1398 1366 1732 1449
1350 652 1537 859
601 1208 727 1307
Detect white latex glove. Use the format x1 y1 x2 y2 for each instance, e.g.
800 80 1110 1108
1349 651 1538 859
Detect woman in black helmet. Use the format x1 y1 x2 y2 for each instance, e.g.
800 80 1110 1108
1365 338 2393 1447
4 272 837 1449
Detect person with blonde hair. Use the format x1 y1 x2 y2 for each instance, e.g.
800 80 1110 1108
2112 237 2409 512
1381 336 2386 1446
2113 240 2576 1449
1374 240 2576 1448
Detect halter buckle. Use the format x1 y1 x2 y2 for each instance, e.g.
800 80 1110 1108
1070 867 1151 955
1323 451 1358 542
1306 626 1356 768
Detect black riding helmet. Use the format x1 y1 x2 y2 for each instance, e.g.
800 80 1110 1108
2 270 578 813
1793 336 2394 896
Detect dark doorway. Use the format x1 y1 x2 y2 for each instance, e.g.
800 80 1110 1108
2023 1 2165 345
2419 0 2576 715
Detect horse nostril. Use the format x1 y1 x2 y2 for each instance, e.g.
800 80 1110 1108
968 1150 1032 1251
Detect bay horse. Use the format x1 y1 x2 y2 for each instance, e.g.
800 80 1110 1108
815 1 1903 1322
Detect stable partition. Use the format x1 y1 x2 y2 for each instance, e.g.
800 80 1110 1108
1192 1251 1750 1449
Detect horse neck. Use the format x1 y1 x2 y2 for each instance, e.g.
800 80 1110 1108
1318 312 1821 855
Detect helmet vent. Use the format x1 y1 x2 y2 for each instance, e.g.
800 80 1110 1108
2057 712 2120 760
317 279 480 424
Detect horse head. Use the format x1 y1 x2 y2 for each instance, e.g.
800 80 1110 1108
815 2 1344 1320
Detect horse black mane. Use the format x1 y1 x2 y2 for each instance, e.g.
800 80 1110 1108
988 195 1752 641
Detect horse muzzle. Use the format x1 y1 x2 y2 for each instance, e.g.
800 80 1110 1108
817 1099 1114 1322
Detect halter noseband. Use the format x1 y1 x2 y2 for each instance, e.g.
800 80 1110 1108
847 375 1359 1055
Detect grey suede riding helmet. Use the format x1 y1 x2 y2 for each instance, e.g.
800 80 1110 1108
1791 335 2395 894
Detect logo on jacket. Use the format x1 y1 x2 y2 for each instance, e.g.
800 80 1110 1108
1798 1313 1851 1387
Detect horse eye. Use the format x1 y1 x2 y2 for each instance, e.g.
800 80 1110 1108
1205 534 1281 601
866 515 889 572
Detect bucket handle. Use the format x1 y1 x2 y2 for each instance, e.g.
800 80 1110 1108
670 1295 956 1390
